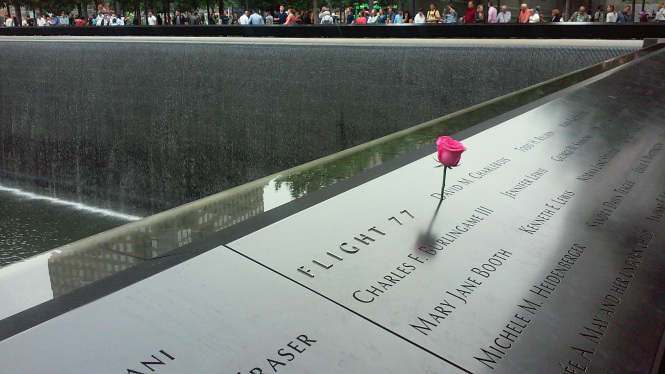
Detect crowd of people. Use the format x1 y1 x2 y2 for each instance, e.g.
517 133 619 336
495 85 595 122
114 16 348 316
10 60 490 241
345 1 665 24
2 1 665 27
0 10 217 27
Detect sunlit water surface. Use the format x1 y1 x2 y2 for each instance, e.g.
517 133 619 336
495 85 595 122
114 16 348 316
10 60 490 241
0 188 133 267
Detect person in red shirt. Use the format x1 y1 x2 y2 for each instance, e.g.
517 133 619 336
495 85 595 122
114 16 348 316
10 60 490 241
518 3 530 23
284 8 296 24
356 10 367 23
465 1 477 23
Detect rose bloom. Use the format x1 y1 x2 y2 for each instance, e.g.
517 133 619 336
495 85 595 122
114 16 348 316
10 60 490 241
437 136 467 167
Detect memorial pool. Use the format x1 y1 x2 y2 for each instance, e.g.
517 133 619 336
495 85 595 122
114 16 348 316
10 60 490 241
1 41 664 373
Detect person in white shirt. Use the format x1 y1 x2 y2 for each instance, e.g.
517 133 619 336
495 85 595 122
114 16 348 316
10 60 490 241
656 1 665 22
238 11 249 24
117 14 125 25
496 6 511 22
528 8 540 22
414 8 426 23
95 14 104 26
147 11 157 25
367 9 379 23
606 5 618 22
5 16 14 26
37 15 46 26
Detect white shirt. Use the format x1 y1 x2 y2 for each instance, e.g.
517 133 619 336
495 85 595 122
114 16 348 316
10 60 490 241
96 15 103 26
118 17 125 25
528 13 540 22
414 13 426 23
37 17 46 26
238 14 249 24
656 8 665 21
5 17 13 26
606 12 618 22
147 15 157 25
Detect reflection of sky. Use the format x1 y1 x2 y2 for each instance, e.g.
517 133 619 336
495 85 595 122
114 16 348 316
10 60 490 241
263 178 295 212
0 251 54 320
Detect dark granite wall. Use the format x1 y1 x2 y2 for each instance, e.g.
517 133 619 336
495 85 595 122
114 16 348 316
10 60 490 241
0 41 637 215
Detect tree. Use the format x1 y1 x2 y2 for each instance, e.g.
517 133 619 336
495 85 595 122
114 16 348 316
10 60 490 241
12 0 22 23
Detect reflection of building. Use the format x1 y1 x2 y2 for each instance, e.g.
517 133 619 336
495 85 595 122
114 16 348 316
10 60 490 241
48 247 141 298
144 186 265 259
48 185 264 297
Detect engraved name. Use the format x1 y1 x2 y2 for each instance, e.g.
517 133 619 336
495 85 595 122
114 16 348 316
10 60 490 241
586 180 635 229
418 207 494 254
126 350 175 374
557 111 588 128
646 192 665 222
632 142 662 174
514 132 555 152
551 135 592 162
500 168 548 199
576 147 621 182
475 243 586 369
352 254 422 303
518 191 575 235
559 231 653 373
410 249 512 336
467 157 511 179
238 334 317 374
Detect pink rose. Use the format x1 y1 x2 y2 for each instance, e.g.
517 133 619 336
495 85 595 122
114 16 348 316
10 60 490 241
436 136 466 167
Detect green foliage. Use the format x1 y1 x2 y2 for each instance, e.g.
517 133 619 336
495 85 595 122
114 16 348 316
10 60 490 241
36 0 78 14
173 0 205 12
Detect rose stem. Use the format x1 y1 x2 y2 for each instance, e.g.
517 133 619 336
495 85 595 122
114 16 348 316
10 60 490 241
440 166 447 201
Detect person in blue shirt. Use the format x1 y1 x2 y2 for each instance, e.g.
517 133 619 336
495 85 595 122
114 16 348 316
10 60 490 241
443 5 458 23
393 9 403 23
388 7 396 22
378 8 388 23
248 10 264 24
618 5 633 21
274 5 287 24
346 7 355 23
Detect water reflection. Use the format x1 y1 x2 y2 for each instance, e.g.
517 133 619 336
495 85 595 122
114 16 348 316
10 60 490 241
0 187 129 268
